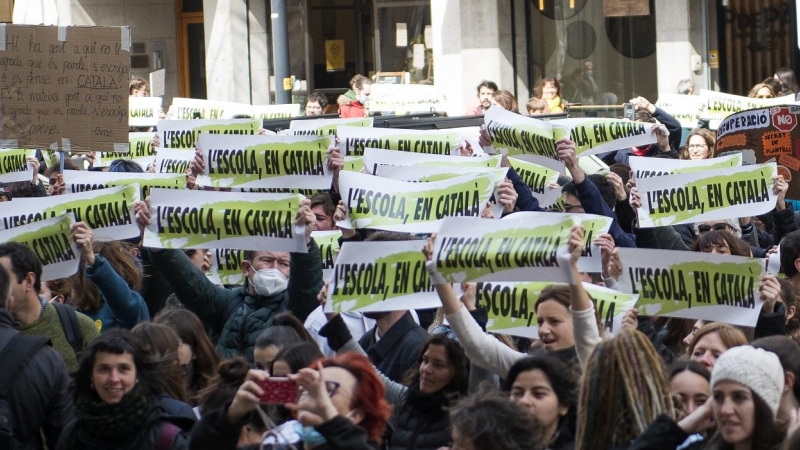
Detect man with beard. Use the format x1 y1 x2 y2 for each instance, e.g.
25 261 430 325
467 80 499 116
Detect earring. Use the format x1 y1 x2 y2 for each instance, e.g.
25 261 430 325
90 382 94 390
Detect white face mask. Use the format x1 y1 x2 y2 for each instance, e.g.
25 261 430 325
358 94 367 104
251 268 288 296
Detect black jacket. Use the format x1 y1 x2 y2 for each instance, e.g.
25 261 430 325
0 309 73 450
357 311 429 383
628 415 703 450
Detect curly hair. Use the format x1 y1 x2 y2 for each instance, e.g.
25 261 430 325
679 128 716 160
403 334 469 396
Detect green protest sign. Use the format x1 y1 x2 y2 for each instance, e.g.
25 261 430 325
144 189 306 251
158 119 260 149
0 213 80 281
617 248 764 326
0 149 35 183
63 170 184 199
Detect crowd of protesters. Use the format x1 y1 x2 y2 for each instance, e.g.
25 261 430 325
4 71 800 450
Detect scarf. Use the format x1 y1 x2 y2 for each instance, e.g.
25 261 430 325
406 384 450 418
75 382 155 441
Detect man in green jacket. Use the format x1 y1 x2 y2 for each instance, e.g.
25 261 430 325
137 199 323 361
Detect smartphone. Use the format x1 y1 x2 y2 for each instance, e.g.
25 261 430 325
623 103 635 121
258 377 299 404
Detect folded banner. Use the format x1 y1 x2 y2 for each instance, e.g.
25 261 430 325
0 184 140 240
429 212 574 283
144 189 307 251
159 119 261 149
507 156 562 208
362 147 501 175
629 153 742 180
155 148 194 174
337 170 497 233
636 163 777 227
0 213 80 281
485 106 657 160
62 169 184 199
376 165 509 184
338 126 462 156
208 248 246 286
699 89 793 129
94 132 154 167
715 105 800 199
0 149 35 183
170 97 234 120
129 97 163 127
617 248 764 326
655 93 706 129
290 117 373 137
312 230 342 281
325 240 439 313
475 281 638 339
196 134 334 189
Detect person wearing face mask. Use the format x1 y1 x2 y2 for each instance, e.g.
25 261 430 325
135 198 323 363
337 74 372 118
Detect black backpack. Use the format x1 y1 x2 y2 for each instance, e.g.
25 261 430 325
0 333 49 449
52 303 84 361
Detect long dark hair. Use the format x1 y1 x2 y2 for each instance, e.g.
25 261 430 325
502 355 577 410
71 329 164 403
130 322 189 403
704 392 784 450
403 334 469 396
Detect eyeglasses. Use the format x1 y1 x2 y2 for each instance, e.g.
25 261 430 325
431 325 459 342
687 144 708 150
698 223 733 233
299 380 341 398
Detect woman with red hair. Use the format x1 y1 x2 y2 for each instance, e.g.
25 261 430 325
188 352 391 450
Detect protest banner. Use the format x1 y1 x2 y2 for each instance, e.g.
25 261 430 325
0 149 35 183
344 155 364 172
376 165 509 184
475 281 638 338
325 240 441 313
429 212 574 283
617 247 764 326
368 84 446 115
0 184 139 239
94 132 156 167
629 153 742 180
655 93 706 129
362 147 501 175
484 106 657 160
636 163 777 227
337 170 498 233
195 134 334 189
62 169 184 199
0 213 80 281
290 117 373 137
208 248 245 286
715 105 800 199
338 126 461 156
158 119 260 149
0 25 131 153
40 147 60 169
225 103 301 120
129 96 162 127
507 156 562 208
169 97 234 120
143 189 307 251
312 230 342 280
569 213 613 273
154 148 194 174
699 89 793 129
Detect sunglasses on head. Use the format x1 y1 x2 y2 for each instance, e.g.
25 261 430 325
698 223 732 233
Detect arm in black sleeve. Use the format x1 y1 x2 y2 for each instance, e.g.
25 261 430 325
319 313 356 352
188 401 248 450
615 199 636 234
651 107 682 152
755 302 788 339
773 203 797 246
315 415 377 450
506 166 542 212
637 315 676 366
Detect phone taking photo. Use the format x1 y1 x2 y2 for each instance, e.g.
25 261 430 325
258 377 299 404
623 102 635 121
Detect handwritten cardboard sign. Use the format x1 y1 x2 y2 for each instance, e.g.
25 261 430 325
0 25 131 153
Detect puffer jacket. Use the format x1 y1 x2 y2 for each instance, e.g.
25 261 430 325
147 241 322 361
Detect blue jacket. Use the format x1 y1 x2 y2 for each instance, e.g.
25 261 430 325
575 177 636 248
83 255 150 331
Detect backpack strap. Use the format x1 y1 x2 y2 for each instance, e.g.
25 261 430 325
0 334 49 398
53 303 84 361
156 422 182 450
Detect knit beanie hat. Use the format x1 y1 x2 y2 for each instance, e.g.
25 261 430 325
710 346 784 416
